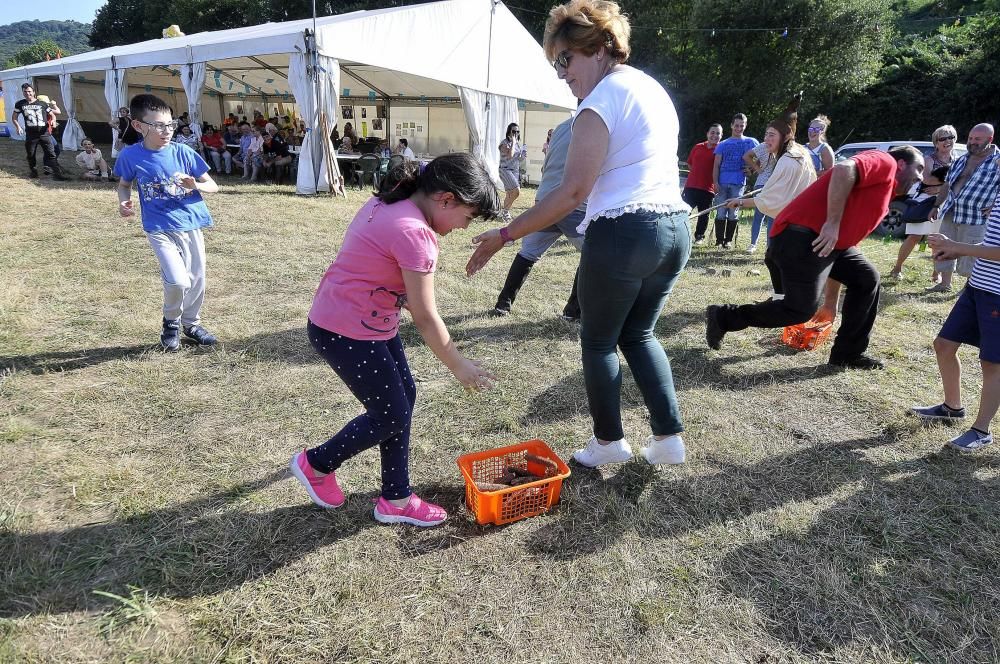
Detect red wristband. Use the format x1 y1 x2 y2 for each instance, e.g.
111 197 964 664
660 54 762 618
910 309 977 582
499 225 513 246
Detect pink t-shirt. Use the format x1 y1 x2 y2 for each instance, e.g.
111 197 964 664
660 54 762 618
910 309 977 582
309 197 438 341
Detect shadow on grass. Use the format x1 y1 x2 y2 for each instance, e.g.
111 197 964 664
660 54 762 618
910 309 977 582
0 470 498 619
527 432 1000 660
0 343 160 375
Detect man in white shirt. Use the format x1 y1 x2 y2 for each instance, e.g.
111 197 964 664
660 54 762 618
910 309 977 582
396 138 416 161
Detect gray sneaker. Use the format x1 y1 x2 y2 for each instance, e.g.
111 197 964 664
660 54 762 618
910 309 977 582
948 428 993 452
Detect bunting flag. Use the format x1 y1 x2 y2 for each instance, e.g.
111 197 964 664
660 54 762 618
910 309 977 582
228 81 234 91
368 91 376 101
266 78 274 84
342 88 350 96
144 85 152 92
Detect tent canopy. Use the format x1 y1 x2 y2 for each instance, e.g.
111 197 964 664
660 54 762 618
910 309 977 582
2 0 575 193
0 1 575 108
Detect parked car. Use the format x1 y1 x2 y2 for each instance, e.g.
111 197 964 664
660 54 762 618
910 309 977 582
834 141 967 238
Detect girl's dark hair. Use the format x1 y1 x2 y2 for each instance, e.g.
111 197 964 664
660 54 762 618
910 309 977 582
376 153 501 221
505 122 519 140
129 93 171 121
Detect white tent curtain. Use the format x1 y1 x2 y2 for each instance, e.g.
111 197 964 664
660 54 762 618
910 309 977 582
58 70 86 150
3 72 32 142
459 87 518 187
104 67 128 157
179 62 205 138
314 54 341 193
288 52 319 194
289 52 341 195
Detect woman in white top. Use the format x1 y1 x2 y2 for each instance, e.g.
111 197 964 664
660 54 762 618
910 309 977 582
725 94 816 248
467 0 690 467
498 123 525 222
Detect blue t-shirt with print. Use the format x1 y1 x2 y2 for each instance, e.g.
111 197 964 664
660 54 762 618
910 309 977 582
114 142 213 233
714 136 759 186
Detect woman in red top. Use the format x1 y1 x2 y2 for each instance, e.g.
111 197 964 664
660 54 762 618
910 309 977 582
683 124 722 244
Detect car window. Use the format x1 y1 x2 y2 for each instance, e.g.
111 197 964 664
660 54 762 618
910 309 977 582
835 147 870 162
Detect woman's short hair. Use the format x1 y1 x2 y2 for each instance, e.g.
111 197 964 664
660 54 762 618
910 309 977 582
543 0 631 64
931 124 957 142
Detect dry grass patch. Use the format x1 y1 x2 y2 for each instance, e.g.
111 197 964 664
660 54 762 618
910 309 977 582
2 138 1000 663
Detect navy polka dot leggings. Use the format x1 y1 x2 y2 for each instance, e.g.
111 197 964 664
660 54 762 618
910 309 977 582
305 320 416 500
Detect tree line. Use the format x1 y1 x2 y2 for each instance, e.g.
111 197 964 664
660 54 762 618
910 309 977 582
8 0 998 151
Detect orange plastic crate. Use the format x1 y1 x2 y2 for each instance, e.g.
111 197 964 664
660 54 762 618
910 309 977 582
456 439 571 526
782 317 833 350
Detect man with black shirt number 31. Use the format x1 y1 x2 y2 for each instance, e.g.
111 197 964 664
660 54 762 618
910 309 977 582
12 83 68 181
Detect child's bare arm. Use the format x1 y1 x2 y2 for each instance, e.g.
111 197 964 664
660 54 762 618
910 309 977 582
928 233 1000 262
117 178 135 217
402 269 496 390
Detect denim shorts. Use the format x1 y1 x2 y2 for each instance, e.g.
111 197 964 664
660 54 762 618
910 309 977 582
938 286 1000 363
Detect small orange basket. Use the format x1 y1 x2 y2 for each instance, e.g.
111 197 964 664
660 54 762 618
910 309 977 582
782 316 833 350
456 439 571 526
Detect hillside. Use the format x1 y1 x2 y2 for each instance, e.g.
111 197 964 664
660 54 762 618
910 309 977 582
0 20 92 66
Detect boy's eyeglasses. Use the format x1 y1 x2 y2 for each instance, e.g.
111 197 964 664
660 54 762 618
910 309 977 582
137 119 179 134
551 50 574 71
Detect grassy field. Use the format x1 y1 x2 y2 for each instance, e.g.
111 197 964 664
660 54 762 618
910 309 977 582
2 139 999 664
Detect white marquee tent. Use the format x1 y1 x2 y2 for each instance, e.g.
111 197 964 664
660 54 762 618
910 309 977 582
1 0 576 194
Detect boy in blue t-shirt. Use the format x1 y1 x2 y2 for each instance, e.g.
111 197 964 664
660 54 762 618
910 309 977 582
114 94 221 350
712 113 759 248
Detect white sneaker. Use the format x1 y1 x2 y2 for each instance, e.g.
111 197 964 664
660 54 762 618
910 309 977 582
640 434 686 465
747 244 757 254
572 436 633 467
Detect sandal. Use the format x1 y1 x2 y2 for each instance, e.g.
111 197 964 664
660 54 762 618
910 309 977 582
373 494 447 527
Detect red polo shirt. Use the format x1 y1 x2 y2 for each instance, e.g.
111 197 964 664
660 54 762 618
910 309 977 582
684 142 717 194
771 150 897 250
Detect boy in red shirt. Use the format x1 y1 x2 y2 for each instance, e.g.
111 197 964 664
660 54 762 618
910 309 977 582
683 124 721 244
706 146 924 369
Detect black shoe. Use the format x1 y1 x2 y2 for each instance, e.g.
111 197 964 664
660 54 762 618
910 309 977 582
42 166 53 175
490 306 510 317
829 354 885 370
706 305 725 350
29 169 39 179
161 318 182 351
183 324 218 346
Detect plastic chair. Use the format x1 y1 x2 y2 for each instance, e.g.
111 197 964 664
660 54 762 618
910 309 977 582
353 154 381 189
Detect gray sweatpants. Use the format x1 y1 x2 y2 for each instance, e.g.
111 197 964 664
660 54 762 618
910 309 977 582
147 228 206 326
935 216 987 277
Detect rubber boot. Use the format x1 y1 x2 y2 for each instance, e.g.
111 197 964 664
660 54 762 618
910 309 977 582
493 254 535 315
562 267 581 320
714 216 727 246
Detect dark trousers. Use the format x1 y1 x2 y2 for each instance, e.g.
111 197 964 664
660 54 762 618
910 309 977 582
579 211 690 440
717 225 881 360
24 132 62 175
305 320 416 500
682 187 715 240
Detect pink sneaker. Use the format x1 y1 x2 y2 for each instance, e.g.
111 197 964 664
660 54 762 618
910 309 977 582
289 450 345 508
373 494 447 527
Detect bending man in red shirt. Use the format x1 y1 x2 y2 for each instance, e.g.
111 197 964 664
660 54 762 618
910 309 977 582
706 146 924 369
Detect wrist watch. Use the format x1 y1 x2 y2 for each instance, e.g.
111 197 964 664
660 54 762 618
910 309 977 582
499 225 514 247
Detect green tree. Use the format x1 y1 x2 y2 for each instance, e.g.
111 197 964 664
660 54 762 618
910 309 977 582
4 38 65 69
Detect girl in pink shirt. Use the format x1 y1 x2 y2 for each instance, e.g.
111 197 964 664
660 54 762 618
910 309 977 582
291 153 501 527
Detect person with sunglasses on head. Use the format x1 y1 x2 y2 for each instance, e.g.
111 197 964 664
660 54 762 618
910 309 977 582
468 0 691 468
114 93 220 351
498 122 527 222
805 115 835 176
887 124 959 282
926 123 1000 293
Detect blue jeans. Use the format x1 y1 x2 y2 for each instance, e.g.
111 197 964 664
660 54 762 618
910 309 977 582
578 210 691 440
714 183 745 244
750 208 772 246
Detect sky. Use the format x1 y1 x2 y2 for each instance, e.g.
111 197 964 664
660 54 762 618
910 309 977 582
5 0 107 24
